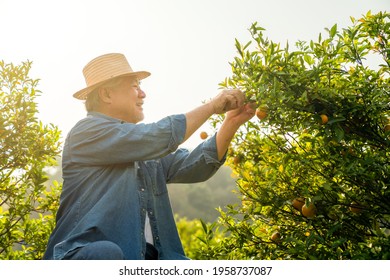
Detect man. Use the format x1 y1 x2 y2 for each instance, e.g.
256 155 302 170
43 53 255 260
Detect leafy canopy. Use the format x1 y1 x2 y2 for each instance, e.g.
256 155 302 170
205 11 390 260
0 60 61 259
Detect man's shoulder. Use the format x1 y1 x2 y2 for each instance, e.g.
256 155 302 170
66 113 118 139
76 112 120 128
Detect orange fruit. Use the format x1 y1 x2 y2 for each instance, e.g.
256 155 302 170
320 114 328 124
301 203 316 218
292 198 305 211
271 232 281 242
200 131 208 140
349 202 362 213
233 155 242 165
256 108 268 120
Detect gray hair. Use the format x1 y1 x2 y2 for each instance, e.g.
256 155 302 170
84 77 125 112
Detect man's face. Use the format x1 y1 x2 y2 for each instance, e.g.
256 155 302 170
109 77 146 123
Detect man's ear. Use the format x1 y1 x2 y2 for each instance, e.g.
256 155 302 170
98 87 112 104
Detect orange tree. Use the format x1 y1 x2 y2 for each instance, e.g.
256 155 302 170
0 60 61 259
204 11 390 259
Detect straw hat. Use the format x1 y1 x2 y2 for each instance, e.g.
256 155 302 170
73 53 151 100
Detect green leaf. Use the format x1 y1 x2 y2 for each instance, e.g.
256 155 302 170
334 124 345 141
304 54 314 65
330 24 338 38
200 219 208 234
327 117 346 125
243 41 252 51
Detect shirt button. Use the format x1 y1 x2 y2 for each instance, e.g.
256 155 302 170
141 188 145 192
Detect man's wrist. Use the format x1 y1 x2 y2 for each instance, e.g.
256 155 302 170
222 117 241 132
204 100 216 115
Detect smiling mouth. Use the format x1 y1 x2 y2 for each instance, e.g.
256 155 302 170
136 103 144 109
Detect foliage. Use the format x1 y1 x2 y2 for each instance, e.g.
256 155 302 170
176 216 226 259
0 60 62 259
206 11 390 259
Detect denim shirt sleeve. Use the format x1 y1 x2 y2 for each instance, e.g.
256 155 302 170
162 133 227 184
66 113 186 164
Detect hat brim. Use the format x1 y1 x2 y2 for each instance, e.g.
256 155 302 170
73 71 151 100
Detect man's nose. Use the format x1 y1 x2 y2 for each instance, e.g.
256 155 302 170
138 88 146 98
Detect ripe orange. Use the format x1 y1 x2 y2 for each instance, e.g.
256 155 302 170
292 198 305 211
256 108 268 120
271 232 281 242
320 114 328 124
233 155 242 165
200 131 208 140
301 203 316 218
349 202 362 213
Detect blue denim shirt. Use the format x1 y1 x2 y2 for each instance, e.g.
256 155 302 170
43 112 225 260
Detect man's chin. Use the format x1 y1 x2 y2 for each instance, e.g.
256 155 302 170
135 114 145 123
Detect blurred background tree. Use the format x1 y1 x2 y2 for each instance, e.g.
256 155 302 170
203 11 390 260
0 60 61 259
169 165 239 222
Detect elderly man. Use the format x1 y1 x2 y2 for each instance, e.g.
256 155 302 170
43 53 255 260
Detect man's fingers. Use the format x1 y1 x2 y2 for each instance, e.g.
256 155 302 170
234 90 246 106
212 89 247 114
226 89 245 106
223 95 240 112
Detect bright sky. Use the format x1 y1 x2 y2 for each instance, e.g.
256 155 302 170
1 0 389 148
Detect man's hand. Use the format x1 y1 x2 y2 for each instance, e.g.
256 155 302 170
183 88 250 144
225 102 256 127
210 89 246 114
215 98 256 161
